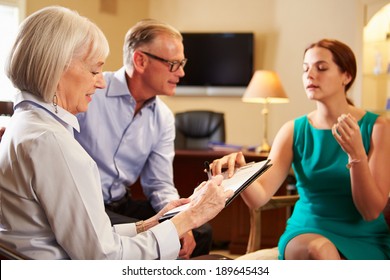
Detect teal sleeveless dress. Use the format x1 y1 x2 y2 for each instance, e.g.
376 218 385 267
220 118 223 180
278 112 390 259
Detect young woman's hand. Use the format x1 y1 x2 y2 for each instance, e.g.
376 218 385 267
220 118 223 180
210 151 247 178
332 113 367 161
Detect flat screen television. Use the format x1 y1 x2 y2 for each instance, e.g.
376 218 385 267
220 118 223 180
176 32 254 96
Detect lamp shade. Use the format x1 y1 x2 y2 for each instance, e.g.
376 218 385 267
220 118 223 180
242 70 289 103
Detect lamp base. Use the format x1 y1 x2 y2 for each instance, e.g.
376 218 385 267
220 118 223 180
255 142 271 153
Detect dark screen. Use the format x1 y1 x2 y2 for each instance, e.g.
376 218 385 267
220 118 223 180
179 33 254 87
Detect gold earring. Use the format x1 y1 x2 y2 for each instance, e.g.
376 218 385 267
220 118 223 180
53 93 58 114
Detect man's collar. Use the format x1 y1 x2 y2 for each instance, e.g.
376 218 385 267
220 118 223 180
106 67 131 98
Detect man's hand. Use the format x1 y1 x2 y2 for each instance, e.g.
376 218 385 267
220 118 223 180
178 230 196 259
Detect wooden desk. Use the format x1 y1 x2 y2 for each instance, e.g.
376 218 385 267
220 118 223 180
133 149 288 254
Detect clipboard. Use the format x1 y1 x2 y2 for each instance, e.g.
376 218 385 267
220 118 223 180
159 159 272 222
223 159 272 207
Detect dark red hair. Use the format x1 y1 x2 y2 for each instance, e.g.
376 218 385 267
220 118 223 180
304 39 357 93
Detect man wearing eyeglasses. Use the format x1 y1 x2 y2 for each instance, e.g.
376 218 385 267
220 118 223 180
75 19 212 259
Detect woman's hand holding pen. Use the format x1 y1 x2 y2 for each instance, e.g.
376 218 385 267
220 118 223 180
187 159 227 206
188 161 216 201
189 172 220 205
189 175 233 219
171 175 233 237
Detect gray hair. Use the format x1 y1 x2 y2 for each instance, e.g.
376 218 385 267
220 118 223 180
123 19 182 74
6 6 109 102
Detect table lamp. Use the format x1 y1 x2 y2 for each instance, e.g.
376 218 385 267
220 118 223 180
242 70 289 153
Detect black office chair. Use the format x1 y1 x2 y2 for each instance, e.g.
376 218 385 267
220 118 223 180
174 110 226 150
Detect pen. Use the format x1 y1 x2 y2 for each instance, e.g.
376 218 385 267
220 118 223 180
204 161 212 180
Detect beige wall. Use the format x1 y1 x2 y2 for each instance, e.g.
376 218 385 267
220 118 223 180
149 0 365 147
26 0 382 147
26 0 150 70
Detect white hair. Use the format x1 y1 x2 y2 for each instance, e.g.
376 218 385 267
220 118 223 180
6 6 109 102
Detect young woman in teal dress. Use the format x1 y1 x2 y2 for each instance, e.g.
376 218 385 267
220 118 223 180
210 39 390 259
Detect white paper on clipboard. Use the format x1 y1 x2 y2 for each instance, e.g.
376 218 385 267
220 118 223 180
159 159 272 222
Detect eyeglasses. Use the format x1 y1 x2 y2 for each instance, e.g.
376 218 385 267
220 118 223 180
141 51 187 72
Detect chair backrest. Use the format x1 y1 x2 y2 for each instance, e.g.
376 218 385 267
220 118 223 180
174 110 226 150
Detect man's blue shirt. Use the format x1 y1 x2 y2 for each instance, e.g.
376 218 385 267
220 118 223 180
75 67 179 211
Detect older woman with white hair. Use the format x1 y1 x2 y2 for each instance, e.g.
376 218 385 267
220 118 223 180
0 6 232 260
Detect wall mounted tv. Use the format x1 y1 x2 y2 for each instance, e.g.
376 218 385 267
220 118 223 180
176 32 254 96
